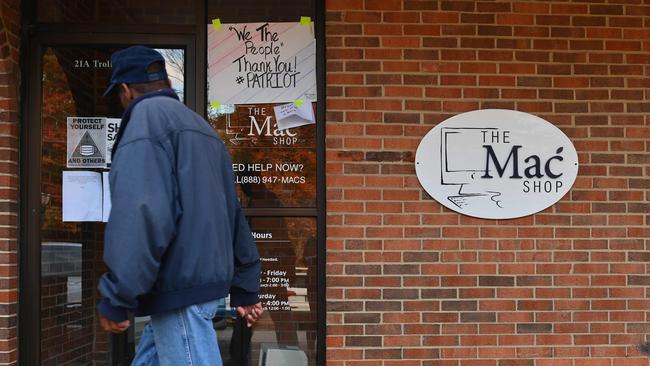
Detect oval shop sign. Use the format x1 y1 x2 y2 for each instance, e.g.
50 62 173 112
415 109 579 219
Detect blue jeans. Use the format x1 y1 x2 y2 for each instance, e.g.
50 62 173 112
132 299 223 366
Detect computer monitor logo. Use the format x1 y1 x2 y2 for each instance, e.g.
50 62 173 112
440 127 503 210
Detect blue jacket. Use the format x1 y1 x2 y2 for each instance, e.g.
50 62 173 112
98 89 260 322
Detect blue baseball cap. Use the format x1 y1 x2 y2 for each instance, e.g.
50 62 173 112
103 46 168 96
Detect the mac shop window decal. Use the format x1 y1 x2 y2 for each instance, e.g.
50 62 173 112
415 109 579 219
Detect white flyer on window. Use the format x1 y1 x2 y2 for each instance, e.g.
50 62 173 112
102 172 111 222
62 171 103 222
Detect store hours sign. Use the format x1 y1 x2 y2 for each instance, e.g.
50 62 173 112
415 109 579 219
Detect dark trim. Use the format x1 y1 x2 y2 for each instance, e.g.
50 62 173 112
195 0 207 117
28 23 197 35
22 0 36 25
18 1 41 364
34 32 196 49
315 0 327 365
243 208 318 217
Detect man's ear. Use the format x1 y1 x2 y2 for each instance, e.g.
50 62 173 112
166 78 172 88
119 83 133 100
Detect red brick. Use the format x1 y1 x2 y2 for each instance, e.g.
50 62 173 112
346 111 383 123
364 24 403 36
404 25 441 36
496 13 531 25
382 36 421 48
421 11 459 23
513 2 550 13
383 12 419 23
365 99 403 111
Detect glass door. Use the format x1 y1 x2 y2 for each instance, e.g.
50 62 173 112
23 34 194 366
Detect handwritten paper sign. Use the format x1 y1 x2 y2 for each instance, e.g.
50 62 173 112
208 22 317 104
273 102 315 130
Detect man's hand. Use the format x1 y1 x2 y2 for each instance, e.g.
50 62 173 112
99 315 130 333
235 302 264 327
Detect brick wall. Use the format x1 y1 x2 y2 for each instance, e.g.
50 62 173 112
325 1 650 365
0 0 19 365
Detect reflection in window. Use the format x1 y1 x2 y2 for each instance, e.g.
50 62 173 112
204 2 320 364
41 243 82 307
41 46 114 365
66 276 82 306
209 104 317 208
157 49 185 102
216 217 317 366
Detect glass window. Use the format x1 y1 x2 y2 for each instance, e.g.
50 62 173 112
216 217 317 366
207 0 318 209
40 46 114 364
156 49 185 102
205 2 320 365
209 104 317 208
40 45 185 365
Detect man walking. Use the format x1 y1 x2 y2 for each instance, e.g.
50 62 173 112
97 46 263 365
